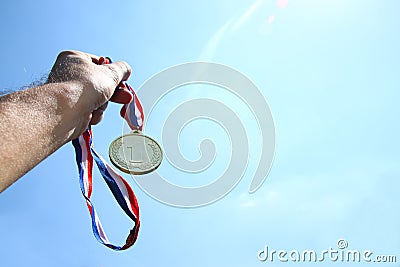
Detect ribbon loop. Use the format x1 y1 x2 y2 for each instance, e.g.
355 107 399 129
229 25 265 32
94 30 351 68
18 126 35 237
71 56 143 250
72 129 140 250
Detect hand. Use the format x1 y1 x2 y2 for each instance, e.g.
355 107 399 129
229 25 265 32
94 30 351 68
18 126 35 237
0 50 134 191
47 50 133 138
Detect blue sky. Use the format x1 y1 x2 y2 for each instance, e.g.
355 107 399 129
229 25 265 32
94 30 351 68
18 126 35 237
1 0 400 266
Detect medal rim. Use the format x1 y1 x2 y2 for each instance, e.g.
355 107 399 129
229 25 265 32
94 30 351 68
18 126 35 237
109 132 163 175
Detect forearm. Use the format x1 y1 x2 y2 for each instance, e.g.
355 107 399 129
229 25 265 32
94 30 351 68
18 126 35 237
0 82 85 192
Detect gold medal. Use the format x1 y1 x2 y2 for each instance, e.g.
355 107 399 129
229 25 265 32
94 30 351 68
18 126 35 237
109 130 163 175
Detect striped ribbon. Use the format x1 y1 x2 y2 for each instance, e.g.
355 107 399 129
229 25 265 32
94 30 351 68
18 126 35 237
120 82 144 131
71 57 144 250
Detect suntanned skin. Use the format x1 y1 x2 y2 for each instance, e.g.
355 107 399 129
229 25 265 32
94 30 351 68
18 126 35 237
0 50 133 192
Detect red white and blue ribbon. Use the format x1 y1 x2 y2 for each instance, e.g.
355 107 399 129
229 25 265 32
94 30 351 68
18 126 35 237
72 130 140 250
102 56 145 131
71 57 143 250
120 82 144 131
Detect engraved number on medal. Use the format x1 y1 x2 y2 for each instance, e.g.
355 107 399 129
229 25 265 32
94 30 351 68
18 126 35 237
127 146 144 163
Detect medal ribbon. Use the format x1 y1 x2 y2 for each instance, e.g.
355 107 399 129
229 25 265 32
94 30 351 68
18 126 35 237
120 82 144 131
102 56 145 131
71 57 143 250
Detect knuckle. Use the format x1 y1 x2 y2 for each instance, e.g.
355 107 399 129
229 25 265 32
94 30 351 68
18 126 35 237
104 64 121 85
57 50 78 60
121 61 132 75
113 61 132 81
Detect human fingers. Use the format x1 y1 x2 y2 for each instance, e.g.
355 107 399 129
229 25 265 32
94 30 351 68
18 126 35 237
103 61 132 87
89 102 108 125
89 110 104 125
109 87 133 104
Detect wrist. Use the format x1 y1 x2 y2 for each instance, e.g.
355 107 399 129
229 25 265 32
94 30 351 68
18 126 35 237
51 81 93 141
39 82 91 145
